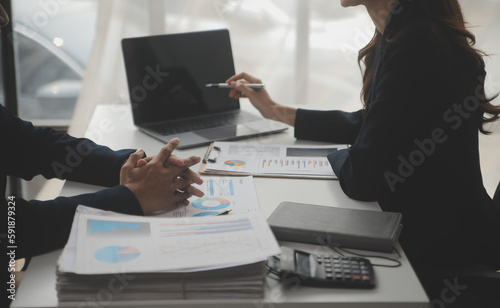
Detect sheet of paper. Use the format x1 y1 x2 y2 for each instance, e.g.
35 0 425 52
204 142 348 178
157 176 259 218
57 207 137 273
70 208 280 274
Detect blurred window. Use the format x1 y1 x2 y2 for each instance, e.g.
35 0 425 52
10 0 97 125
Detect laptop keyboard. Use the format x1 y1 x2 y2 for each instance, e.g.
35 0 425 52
145 112 260 135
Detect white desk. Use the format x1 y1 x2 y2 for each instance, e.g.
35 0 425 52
12 105 429 308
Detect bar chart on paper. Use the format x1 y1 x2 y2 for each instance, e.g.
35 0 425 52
159 176 260 218
259 158 331 174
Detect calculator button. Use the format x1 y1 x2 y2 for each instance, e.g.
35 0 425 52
362 275 371 282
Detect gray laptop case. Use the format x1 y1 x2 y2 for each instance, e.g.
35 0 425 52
267 201 403 253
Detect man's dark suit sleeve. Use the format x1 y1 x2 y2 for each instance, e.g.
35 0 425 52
3 105 130 187
13 187 143 258
1 105 143 258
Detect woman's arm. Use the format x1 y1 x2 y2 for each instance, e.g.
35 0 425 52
226 73 297 126
225 73 364 144
294 109 364 144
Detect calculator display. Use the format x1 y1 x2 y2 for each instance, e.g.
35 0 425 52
295 251 311 276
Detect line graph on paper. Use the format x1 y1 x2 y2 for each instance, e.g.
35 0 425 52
158 237 261 259
157 217 262 260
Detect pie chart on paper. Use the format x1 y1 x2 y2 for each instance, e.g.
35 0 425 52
224 160 246 167
191 197 231 211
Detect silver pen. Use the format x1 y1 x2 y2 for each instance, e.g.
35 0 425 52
206 83 265 90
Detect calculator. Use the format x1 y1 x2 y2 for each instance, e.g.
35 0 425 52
268 247 376 289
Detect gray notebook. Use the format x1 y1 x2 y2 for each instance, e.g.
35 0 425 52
267 202 403 252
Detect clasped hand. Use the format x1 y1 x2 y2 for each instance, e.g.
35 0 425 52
120 138 204 214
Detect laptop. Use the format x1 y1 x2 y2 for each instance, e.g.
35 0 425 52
121 29 288 149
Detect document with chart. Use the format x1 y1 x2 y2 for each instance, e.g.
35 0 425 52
200 141 348 179
65 207 279 275
157 176 259 218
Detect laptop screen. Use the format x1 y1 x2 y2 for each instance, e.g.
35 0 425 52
121 29 239 125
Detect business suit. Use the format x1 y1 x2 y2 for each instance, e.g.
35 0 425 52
1 105 143 259
295 10 500 300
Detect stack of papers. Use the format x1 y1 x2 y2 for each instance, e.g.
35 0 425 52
56 205 280 300
57 263 266 301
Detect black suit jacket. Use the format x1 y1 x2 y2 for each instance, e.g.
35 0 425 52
1 105 143 261
295 16 500 273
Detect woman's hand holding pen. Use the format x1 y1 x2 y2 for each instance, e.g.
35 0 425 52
120 138 204 215
226 72 297 127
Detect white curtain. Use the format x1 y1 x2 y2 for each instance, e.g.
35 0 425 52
69 0 151 136
69 0 500 137
69 0 374 137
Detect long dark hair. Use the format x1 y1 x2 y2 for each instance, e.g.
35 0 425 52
358 0 499 134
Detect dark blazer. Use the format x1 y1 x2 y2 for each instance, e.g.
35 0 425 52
1 105 143 260
295 12 500 276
